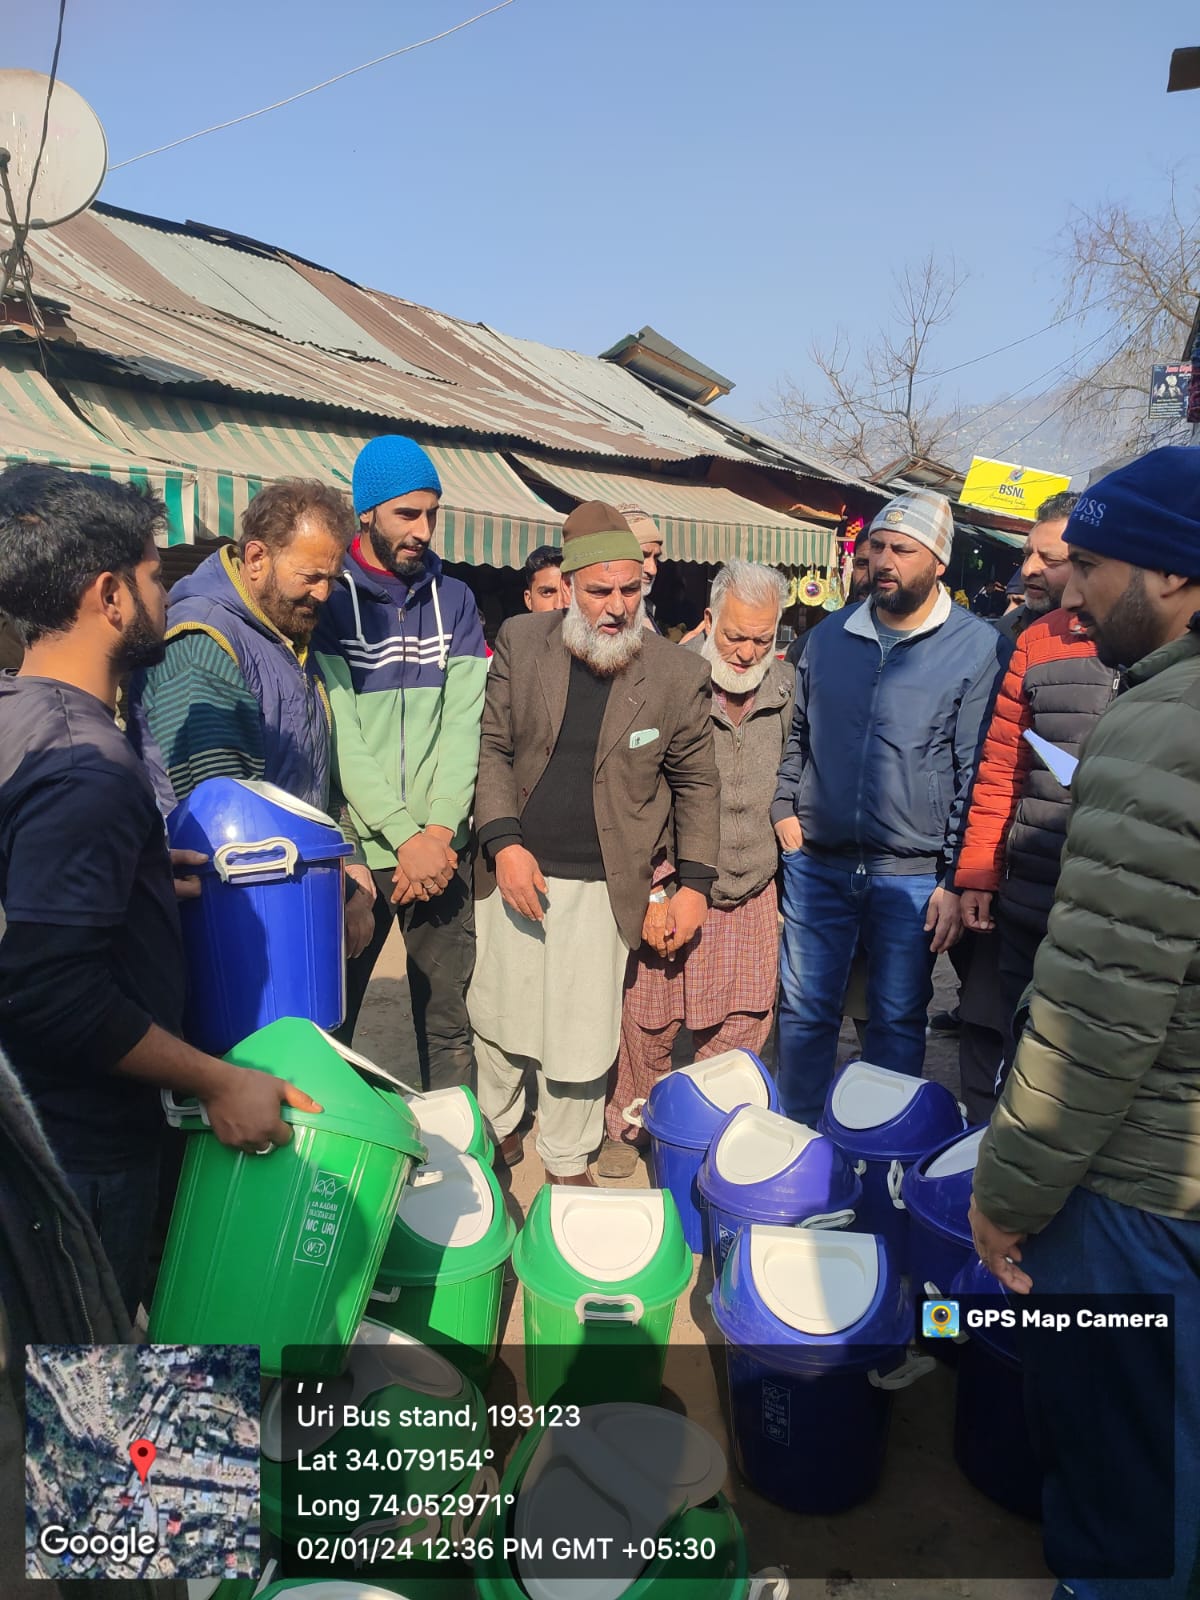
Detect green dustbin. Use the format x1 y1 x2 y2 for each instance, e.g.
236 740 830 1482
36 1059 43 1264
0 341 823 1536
367 1150 515 1386
473 1409 749 1600
261 1320 492 1563
513 1187 692 1407
149 1019 427 1377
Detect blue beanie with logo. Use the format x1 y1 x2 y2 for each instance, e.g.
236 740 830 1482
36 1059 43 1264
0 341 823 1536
352 435 443 516
1067 446 1200 578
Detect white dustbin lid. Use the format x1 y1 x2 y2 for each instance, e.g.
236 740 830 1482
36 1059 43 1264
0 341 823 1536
830 1060 924 1130
515 1405 724 1600
405 1086 478 1154
234 777 338 827
714 1104 819 1184
398 1151 493 1248
748 1225 879 1335
678 1049 770 1112
925 1125 986 1177
262 1325 464 1458
549 1188 664 1282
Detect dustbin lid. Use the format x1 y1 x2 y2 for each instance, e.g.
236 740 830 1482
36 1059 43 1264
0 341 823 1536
901 1125 988 1244
641 1049 778 1149
750 1226 880 1335
255 1584 417 1598
262 1324 469 1460
403 1086 487 1158
168 777 353 870
514 1185 691 1305
698 1105 861 1225
818 1060 964 1160
213 1018 429 1153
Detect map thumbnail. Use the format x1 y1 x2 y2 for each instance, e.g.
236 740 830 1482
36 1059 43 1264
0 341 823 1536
25 1344 260 1581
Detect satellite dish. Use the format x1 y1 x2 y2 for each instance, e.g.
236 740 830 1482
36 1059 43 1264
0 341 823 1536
0 69 107 231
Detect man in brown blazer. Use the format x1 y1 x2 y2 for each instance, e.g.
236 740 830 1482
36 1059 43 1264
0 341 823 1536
468 503 720 1184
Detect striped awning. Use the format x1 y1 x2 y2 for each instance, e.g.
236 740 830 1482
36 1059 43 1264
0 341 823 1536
512 454 838 568
61 383 562 561
0 356 197 542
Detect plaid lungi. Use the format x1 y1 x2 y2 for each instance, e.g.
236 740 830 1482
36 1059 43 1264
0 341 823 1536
623 879 779 1032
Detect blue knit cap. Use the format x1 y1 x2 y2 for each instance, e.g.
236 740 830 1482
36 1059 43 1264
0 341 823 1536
1068 446 1200 578
352 435 443 516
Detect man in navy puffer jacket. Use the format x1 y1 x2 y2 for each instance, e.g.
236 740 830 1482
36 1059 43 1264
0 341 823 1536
771 490 1012 1124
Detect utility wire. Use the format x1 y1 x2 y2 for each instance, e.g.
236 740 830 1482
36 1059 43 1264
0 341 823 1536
109 1 516 171
21 0 67 228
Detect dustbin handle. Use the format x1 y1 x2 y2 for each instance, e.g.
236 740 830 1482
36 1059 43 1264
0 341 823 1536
853 1160 867 1176
368 1284 402 1305
411 1166 446 1188
868 1350 937 1390
251 1558 279 1597
213 837 299 882
575 1293 645 1324
887 1158 907 1210
313 1025 425 1098
800 1208 856 1230
161 1089 211 1128
622 1098 646 1128
451 1463 500 1545
748 1570 789 1600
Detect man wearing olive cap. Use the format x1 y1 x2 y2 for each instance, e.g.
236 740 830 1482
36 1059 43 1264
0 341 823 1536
468 503 720 1183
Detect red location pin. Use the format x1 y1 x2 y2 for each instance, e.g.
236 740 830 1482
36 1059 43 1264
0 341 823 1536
129 1439 157 1484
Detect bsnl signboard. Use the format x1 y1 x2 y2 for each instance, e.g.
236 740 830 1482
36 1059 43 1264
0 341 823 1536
960 458 1071 522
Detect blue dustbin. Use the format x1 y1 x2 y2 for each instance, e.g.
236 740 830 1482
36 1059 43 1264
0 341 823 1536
632 1050 779 1253
950 1257 1043 1519
169 778 352 1056
697 1104 862 1279
901 1125 988 1301
818 1061 964 1272
712 1225 929 1513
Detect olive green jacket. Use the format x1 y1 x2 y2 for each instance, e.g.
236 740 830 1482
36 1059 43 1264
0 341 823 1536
974 616 1200 1234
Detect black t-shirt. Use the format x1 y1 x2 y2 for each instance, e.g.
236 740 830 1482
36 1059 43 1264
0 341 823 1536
0 675 185 1171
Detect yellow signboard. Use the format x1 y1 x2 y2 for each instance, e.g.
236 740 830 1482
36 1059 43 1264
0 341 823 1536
960 457 1071 522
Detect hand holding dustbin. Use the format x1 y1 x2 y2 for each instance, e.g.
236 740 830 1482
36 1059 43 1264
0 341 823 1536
195 1059 323 1156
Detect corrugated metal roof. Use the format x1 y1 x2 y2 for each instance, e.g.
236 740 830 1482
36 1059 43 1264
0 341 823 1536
512 454 837 569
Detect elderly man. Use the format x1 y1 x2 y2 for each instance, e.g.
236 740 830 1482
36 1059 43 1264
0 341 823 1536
616 503 666 632
468 503 719 1184
772 490 1011 1125
970 448 1200 1600
134 479 375 957
601 560 793 1179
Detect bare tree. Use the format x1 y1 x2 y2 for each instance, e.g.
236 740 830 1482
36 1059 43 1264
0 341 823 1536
774 255 967 477
1055 174 1200 455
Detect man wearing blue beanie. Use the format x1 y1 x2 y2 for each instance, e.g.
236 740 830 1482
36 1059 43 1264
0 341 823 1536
314 436 488 1089
971 445 1200 1597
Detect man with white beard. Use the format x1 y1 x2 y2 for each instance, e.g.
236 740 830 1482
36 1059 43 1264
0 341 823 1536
601 561 794 1177
468 503 720 1183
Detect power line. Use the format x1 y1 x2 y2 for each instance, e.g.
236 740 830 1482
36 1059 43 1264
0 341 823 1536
108 0 516 171
21 0 67 228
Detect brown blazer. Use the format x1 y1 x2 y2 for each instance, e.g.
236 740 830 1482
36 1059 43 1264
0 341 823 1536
474 611 720 947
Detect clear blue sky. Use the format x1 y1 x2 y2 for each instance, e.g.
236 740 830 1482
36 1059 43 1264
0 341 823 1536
9 0 1200 427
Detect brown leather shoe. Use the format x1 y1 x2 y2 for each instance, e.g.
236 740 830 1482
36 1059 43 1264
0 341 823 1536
496 1132 524 1168
546 1169 596 1186
596 1137 642 1181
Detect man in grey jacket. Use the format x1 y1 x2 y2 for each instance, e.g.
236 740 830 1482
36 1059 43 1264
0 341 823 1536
602 561 793 1178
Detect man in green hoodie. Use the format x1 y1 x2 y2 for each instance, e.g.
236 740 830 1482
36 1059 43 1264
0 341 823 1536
970 447 1200 1600
314 437 488 1091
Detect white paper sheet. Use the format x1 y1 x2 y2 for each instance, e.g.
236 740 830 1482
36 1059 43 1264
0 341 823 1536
1023 729 1078 787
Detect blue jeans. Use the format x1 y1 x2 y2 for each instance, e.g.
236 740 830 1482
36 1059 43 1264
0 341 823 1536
65 1158 160 1320
777 851 937 1124
1021 1187 1200 1599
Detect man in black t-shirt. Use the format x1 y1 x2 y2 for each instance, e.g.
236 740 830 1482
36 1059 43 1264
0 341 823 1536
0 464 320 1316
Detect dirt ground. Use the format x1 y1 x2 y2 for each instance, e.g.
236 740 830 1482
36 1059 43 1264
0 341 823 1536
356 925 1055 1599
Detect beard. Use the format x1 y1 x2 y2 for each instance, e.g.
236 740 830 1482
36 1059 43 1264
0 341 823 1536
872 561 940 617
1022 581 1060 616
1078 571 1158 668
258 571 321 643
114 587 166 673
370 524 425 580
561 593 646 677
700 627 774 693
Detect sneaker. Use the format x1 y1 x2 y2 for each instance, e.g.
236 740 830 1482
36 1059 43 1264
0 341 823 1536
927 1007 962 1035
596 1137 642 1181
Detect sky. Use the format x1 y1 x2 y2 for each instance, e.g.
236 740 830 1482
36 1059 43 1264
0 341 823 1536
8 0 1200 449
